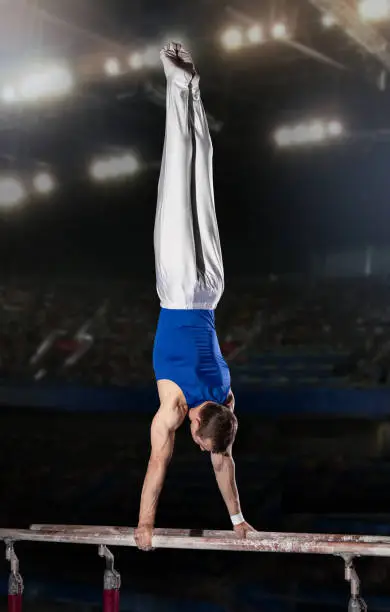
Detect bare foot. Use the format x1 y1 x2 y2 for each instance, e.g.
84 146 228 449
160 42 199 88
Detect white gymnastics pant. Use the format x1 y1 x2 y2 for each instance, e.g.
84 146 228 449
154 76 224 310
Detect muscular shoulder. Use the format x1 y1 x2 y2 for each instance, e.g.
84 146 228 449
157 379 186 404
150 400 186 462
155 400 187 432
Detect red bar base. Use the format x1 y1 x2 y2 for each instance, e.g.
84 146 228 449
103 588 120 612
8 594 22 612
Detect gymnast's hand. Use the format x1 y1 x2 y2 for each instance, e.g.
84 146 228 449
160 42 199 87
233 521 256 538
135 524 154 551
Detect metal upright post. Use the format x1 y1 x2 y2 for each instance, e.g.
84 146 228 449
5 541 23 612
99 544 121 612
343 555 367 611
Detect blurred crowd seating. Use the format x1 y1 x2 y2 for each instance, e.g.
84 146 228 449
1 275 390 386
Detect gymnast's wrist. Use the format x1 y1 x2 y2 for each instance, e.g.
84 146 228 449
137 516 154 528
137 521 154 531
230 512 245 526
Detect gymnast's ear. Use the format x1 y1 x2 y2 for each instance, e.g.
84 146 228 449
225 391 235 411
194 413 202 426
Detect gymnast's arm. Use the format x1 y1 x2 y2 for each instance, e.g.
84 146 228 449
211 434 255 535
136 402 185 548
211 447 241 517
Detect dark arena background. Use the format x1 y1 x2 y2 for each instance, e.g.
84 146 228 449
4 1 390 611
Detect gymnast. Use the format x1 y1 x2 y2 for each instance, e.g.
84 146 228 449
135 43 254 551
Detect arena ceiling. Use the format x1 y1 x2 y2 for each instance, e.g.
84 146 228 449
1 0 390 187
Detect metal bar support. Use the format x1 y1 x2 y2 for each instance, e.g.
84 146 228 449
342 555 367 611
99 545 121 612
5 541 23 612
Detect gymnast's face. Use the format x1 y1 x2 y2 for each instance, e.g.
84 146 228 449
190 418 212 452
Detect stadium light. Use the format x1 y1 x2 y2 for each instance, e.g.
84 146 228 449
20 65 73 101
104 57 121 77
358 0 390 22
271 22 288 40
247 24 264 44
1 85 17 104
116 154 140 175
143 45 160 67
321 13 337 27
2 64 74 104
221 24 266 51
128 46 160 71
309 121 326 142
90 160 109 181
274 119 344 148
128 52 144 70
328 120 343 136
0 178 26 207
90 153 140 182
221 27 244 51
33 172 55 195
292 124 310 144
274 127 293 147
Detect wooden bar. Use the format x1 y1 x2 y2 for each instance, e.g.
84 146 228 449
0 525 388 557
29 524 390 544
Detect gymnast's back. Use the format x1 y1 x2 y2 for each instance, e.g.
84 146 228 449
153 308 231 409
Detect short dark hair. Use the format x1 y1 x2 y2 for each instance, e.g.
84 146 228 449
198 402 238 454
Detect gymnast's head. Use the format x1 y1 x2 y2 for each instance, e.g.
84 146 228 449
189 402 238 453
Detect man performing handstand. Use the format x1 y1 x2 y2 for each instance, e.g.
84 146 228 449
135 43 254 551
